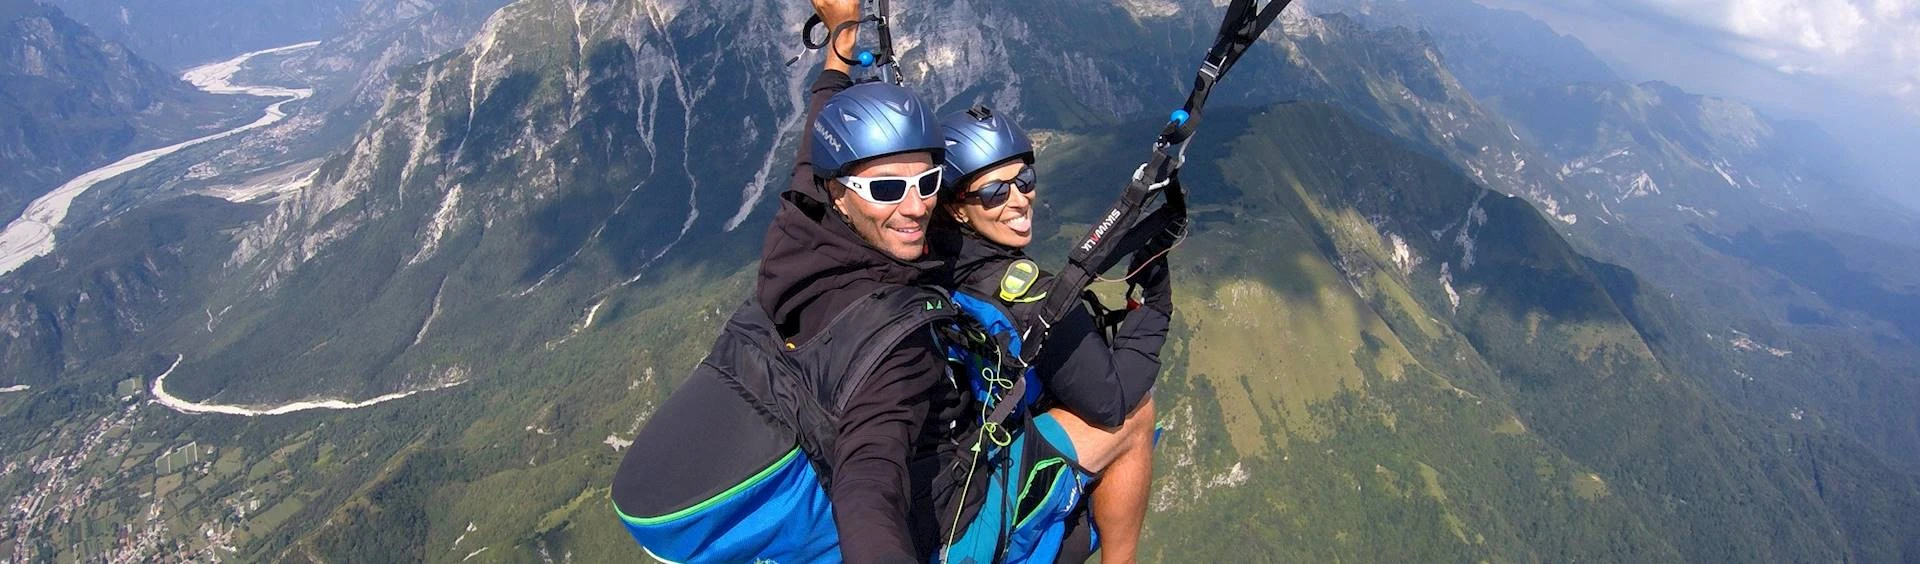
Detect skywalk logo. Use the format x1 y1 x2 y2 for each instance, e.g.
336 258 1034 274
814 120 843 153
1081 208 1124 252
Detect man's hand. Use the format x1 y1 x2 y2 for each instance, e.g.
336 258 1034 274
814 0 859 28
813 0 861 74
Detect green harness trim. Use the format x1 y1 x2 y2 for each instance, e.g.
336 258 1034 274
1013 457 1070 528
616 447 805 526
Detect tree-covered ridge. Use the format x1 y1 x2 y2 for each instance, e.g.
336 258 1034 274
1052 103 1920 561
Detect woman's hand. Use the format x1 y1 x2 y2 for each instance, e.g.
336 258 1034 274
1128 249 1173 314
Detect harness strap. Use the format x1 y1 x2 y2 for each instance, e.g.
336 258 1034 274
1016 152 1172 366
870 0 902 85
1081 290 1129 341
837 288 958 413
1013 0 1290 371
973 376 1028 452
789 0 906 85
1161 0 1295 146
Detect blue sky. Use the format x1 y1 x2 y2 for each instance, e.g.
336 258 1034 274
1478 0 1920 208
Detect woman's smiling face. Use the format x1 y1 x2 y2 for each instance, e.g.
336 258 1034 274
947 161 1036 248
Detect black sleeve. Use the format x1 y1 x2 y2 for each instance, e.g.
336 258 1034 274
1032 305 1170 428
830 329 942 564
791 69 854 202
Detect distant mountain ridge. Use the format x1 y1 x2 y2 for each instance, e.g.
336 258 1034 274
1492 79 1919 240
46 0 360 68
1310 0 1619 98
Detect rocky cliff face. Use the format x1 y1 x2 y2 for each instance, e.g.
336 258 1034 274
309 0 516 111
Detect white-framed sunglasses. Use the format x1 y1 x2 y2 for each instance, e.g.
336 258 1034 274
838 168 943 205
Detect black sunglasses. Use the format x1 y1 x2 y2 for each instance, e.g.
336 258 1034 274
961 166 1037 209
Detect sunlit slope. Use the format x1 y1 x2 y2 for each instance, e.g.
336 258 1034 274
1030 102 1920 562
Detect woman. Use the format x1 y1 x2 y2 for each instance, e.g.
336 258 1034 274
934 106 1173 564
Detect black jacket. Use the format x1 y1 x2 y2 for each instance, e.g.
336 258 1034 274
938 230 1168 428
756 69 964 563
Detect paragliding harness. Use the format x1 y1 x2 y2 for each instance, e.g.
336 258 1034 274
615 283 1078 562
932 274 1095 564
618 287 980 560
790 0 906 85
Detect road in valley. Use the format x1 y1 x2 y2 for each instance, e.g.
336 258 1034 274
150 355 467 416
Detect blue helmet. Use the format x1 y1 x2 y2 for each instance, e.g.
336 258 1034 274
939 105 1033 191
810 82 943 179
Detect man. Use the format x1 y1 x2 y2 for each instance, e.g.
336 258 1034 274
753 1 958 560
787 10 1165 557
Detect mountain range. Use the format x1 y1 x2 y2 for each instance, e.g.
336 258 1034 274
0 0 256 225
2 0 1918 561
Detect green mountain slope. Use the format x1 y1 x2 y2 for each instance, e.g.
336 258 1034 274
1056 103 1920 562
1254 5 1920 474
1482 80 1920 469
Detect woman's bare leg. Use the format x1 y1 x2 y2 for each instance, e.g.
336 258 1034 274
1048 397 1156 563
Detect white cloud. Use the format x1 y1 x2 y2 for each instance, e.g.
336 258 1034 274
1722 0 1916 110
1478 0 1920 206
1491 0 1920 116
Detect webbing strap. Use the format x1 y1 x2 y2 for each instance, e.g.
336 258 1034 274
837 287 958 413
790 0 906 85
974 376 1028 450
954 4 1291 558
1013 0 1290 369
871 0 902 85
1015 154 1174 367
1161 0 1296 146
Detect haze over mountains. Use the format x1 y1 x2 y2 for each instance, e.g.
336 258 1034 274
1475 0 1920 213
2 0 1918 561
45 0 358 68
0 0 256 225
